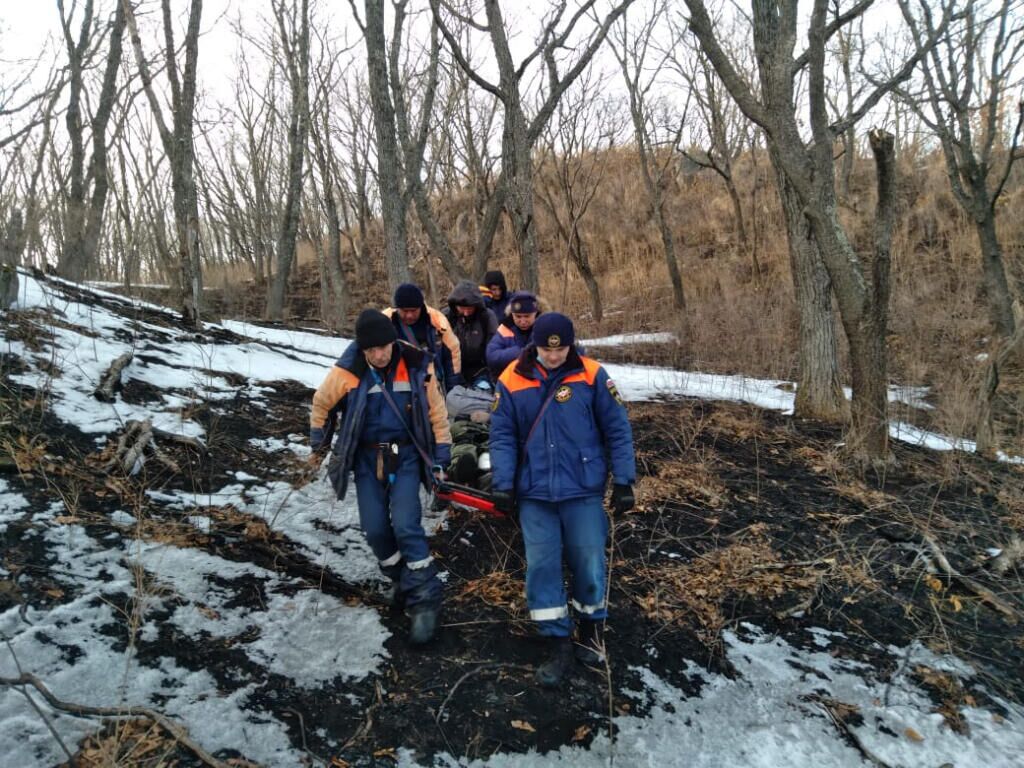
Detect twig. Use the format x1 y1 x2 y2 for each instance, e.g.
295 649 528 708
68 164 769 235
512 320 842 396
436 663 503 729
5 640 75 764
815 697 893 768
919 532 1021 623
0 673 229 768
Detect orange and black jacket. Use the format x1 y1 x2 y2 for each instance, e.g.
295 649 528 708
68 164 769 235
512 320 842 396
310 341 452 499
382 305 461 387
489 346 635 502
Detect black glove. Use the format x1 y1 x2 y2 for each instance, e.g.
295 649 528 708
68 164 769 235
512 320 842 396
491 489 516 516
310 427 328 454
611 484 635 514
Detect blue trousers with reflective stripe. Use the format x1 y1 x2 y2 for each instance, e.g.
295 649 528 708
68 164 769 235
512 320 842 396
519 496 608 637
353 445 441 610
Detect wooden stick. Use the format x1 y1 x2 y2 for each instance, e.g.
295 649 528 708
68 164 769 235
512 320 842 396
0 673 229 768
919 532 1021 624
93 352 133 402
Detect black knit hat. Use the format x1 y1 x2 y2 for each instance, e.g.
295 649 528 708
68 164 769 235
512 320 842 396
532 312 574 348
393 282 424 309
483 270 507 291
355 309 398 350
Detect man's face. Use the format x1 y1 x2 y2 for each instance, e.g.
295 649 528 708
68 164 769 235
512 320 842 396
364 343 394 369
397 307 421 325
537 345 570 369
456 305 476 318
512 311 537 331
488 284 503 300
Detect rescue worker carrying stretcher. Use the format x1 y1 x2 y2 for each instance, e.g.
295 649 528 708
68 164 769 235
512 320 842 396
310 309 453 645
489 312 636 687
383 283 462 392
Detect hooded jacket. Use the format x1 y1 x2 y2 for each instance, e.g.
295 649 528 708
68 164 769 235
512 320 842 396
310 341 452 499
489 346 635 503
444 281 498 382
482 270 510 319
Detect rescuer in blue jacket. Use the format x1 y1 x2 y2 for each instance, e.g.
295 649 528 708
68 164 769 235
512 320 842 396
310 309 453 645
485 291 539 379
488 312 636 687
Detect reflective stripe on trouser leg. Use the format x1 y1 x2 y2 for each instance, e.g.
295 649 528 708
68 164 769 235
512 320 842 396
519 498 571 637
380 551 403 568
562 495 609 621
530 605 569 621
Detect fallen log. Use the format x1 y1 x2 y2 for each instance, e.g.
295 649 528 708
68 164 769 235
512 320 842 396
93 352 133 402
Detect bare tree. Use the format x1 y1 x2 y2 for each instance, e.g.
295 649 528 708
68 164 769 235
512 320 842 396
897 0 1024 337
671 20 751 250
307 26 353 328
57 0 128 281
432 0 636 293
266 0 311 320
684 0 941 462
401 19 472 283
123 0 204 325
351 0 411 287
610 1 688 311
536 73 620 320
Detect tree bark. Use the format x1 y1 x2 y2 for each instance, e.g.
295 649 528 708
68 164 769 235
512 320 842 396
364 0 410 287
266 0 311 320
975 210 1016 337
770 150 845 422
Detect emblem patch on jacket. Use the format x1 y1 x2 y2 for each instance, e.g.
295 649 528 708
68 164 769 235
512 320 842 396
607 378 624 405
491 392 501 411
555 384 573 403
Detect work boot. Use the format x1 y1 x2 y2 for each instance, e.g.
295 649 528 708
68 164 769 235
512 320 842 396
381 579 403 609
408 606 440 645
535 637 574 688
574 619 606 665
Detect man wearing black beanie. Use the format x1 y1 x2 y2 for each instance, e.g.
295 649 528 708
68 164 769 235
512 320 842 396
383 283 463 392
310 308 453 644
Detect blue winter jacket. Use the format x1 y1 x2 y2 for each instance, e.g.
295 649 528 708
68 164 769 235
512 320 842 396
485 293 511 319
486 318 532 379
489 346 636 502
310 341 452 499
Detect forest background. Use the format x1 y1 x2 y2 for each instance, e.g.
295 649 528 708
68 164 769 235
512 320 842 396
2 0 1023 464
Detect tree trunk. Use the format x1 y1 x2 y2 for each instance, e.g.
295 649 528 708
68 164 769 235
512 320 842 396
503 109 540 293
1 209 24 267
724 174 748 248
771 152 845 422
364 0 409 288
571 223 602 322
835 130 896 463
267 0 310 320
653 191 685 310
975 211 1016 337
472 182 507 280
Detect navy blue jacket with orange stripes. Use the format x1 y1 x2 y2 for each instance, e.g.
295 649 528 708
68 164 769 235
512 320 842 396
310 341 452 499
489 346 636 502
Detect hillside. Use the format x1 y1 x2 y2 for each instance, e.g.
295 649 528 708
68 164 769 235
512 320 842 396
1 271 1022 767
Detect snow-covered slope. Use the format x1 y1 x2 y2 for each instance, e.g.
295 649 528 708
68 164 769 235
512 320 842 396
1 272 1021 766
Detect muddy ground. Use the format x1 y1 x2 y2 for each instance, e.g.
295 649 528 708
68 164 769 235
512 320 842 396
2 280 1023 767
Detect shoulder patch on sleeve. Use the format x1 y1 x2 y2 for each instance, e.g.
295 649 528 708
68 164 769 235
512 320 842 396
606 378 625 406
491 391 501 412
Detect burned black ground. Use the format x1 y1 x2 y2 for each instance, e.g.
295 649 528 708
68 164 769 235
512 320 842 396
2 278 1023 766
